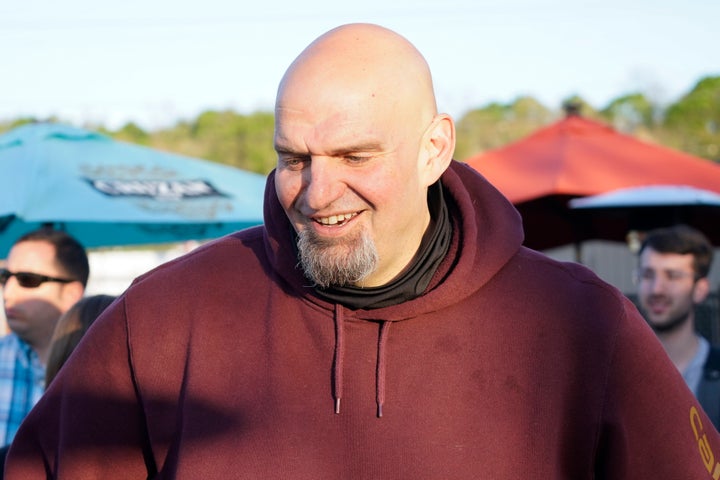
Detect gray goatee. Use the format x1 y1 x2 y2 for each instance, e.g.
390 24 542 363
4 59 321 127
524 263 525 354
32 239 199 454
297 227 378 288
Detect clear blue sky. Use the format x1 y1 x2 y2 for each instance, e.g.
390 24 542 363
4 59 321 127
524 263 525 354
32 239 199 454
2 0 718 129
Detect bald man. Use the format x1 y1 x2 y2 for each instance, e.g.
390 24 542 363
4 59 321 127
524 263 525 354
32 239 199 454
6 24 719 479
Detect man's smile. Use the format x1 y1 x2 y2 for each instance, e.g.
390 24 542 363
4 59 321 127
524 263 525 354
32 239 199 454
314 212 358 226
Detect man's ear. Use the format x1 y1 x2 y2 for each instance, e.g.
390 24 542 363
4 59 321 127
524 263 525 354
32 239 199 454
420 113 455 186
60 282 85 311
693 277 711 304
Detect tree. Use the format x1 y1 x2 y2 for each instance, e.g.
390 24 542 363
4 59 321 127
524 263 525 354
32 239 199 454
559 95 601 120
3 75 717 169
600 93 657 133
112 122 151 145
455 96 553 160
136 110 276 175
662 76 720 160
187 110 275 174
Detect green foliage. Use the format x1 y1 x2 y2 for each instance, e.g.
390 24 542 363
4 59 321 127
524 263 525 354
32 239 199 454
455 96 554 160
113 122 151 145
560 96 602 120
2 76 718 169
0 116 62 134
182 110 276 174
600 93 657 132
102 110 278 175
663 76 720 159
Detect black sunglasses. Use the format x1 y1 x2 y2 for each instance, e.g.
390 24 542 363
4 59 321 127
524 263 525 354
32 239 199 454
0 268 75 289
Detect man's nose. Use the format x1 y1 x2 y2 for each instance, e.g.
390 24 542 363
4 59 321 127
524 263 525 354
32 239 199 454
648 275 669 293
303 158 344 210
1 279 17 306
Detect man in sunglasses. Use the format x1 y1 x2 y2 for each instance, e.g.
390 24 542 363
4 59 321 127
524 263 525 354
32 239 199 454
0 228 87 447
636 224 719 428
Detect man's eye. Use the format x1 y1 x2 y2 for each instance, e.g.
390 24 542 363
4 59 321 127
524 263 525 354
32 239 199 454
639 270 655 281
344 155 370 164
667 271 692 281
281 156 308 169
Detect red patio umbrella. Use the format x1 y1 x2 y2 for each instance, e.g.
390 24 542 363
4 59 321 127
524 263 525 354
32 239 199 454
465 115 720 250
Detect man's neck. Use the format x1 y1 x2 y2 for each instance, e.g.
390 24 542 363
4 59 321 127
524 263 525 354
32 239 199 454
19 336 50 366
658 318 700 374
34 344 50 366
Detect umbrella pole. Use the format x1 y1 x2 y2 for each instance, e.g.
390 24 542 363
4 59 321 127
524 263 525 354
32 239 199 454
574 242 583 264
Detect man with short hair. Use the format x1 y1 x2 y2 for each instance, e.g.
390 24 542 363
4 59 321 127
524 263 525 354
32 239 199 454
637 224 719 427
6 24 720 479
0 228 87 446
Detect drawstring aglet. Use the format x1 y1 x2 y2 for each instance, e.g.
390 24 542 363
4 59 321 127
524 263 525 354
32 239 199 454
335 398 341 414
377 404 383 418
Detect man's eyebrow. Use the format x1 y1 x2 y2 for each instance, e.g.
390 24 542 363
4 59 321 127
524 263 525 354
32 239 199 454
273 141 301 154
326 142 384 156
274 141 385 156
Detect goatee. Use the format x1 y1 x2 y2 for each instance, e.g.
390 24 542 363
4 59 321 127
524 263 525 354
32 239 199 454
297 227 378 288
646 308 692 334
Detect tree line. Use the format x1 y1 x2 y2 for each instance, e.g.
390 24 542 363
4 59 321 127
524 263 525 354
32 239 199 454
2 75 718 176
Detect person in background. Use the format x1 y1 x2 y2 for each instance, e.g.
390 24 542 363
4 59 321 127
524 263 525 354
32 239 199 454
44 294 116 387
0 294 114 480
6 24 720 479
0 261 7 337
0 228 87 448
636 224 719 427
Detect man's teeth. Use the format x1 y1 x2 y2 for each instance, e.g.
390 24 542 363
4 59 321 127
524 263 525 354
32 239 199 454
317 213 357 225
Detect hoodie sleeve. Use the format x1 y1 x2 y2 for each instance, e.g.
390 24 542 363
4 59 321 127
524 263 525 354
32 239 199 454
594 296 720 479
4 297 152 479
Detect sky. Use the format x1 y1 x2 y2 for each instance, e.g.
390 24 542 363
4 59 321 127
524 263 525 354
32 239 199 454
2 0 718 130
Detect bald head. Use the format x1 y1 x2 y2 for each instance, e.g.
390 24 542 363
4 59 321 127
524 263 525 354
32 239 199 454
276 23 438 129
273 24 456 288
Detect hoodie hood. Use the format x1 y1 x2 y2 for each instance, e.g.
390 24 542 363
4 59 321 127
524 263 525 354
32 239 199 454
262 160 524 320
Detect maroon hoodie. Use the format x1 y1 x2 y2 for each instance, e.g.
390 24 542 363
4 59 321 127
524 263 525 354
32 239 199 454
6 161 720 478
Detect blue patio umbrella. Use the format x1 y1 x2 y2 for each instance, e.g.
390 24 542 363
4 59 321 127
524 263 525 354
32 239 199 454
0 122 267 258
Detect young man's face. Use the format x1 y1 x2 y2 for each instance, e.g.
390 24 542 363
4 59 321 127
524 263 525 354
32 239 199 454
637 248 704 332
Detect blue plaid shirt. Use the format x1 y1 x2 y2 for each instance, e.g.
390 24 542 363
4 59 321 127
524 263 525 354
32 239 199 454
0 333 45 446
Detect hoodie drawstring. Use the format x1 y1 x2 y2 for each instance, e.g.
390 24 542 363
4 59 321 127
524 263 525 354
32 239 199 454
332 304 391 418
376 321 391 418
333 304 344 414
